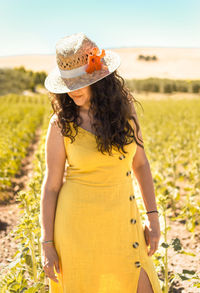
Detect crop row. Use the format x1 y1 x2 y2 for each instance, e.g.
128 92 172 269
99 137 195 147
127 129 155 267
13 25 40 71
0 106 52 292
126 78 200 93
0 94 50 203
0 95 200 291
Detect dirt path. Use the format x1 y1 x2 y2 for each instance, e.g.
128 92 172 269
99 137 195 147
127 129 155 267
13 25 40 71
0 123 200 291
0 126 42 271
167 218 200 292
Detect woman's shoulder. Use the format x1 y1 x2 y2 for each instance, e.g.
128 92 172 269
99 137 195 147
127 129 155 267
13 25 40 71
127 95 144 147
49 114 63 136
49 113 59 127
127 92 137 115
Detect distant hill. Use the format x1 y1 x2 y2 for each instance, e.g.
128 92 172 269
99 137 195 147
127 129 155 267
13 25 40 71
0 67 46 96
0 47 200 80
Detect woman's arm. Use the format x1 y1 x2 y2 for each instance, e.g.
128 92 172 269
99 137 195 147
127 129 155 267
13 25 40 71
40 114 67 242
130 100 160 256
132 159 159 215
129 100 158 214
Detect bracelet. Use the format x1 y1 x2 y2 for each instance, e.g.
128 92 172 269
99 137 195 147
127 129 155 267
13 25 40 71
146 210 158 214
41 240 54 244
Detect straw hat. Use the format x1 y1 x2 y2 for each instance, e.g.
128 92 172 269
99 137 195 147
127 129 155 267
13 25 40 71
44 32 121 93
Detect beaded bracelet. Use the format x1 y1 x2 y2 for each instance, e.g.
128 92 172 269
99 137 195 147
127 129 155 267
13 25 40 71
146 210 158 214
41 240 54 244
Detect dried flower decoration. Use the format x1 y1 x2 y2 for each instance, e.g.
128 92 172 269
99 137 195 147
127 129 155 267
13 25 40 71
85 47 107 74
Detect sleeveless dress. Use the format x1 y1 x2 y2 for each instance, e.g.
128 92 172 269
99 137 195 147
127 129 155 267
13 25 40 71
49 120 162 293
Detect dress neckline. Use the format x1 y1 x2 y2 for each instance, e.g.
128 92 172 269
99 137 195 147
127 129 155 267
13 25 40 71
75 118 134 137
78 126 96 137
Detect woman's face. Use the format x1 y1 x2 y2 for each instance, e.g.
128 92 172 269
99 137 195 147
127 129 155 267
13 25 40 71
67 85 92 110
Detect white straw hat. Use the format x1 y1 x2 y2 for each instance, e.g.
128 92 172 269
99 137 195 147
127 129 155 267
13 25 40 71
44 32 121 93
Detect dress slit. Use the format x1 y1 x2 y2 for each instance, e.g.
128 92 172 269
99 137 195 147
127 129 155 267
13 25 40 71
135 260 162 293
136 266 154 292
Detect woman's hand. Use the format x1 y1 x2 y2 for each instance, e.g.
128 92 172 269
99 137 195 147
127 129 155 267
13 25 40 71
144 214 161 256
41 243 61 283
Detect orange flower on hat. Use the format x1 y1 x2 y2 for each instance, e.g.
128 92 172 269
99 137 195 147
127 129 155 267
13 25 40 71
85 47 106 74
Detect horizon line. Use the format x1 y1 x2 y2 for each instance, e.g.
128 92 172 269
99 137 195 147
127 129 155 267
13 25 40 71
0 45 200 58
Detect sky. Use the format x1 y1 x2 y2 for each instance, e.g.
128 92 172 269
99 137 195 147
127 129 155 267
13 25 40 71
0 0 199 56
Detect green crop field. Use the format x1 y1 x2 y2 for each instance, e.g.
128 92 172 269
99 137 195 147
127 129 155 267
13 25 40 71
0 94 50 203
0 94 200 292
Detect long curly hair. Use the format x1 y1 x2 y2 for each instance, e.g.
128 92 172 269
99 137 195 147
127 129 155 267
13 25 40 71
48 70 144 155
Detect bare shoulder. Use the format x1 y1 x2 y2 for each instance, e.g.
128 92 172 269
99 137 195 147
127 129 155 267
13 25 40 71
47 114 64 145
49 114 62 136
127 95 149 168
128 96 144 147
50 113 59 127
44 114 67 192
127 93 137 115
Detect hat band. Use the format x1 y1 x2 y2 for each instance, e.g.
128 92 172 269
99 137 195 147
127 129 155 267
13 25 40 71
59 64 88 79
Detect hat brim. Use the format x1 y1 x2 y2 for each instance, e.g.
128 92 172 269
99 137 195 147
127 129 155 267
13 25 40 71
44 50 120 94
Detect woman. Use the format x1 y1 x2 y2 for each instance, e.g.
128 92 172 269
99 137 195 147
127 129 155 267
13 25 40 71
40 32 162 293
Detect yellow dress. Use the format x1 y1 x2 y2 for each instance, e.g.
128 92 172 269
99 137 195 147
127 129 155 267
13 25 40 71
49 120 162 293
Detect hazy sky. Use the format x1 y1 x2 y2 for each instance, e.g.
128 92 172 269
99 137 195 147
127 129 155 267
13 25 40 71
0 0 199 56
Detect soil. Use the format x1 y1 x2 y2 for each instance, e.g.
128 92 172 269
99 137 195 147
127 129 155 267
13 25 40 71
1 205 199 292
0 126 42 273
167 217 200 292
0 123 200 292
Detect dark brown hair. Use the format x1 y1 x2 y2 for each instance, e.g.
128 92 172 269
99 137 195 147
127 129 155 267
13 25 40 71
49 70 144 155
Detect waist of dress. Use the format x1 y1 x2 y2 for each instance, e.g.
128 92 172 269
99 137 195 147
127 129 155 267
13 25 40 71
64 175 134 188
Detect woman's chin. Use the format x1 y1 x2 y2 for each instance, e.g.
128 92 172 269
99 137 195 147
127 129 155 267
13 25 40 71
74 100 84 106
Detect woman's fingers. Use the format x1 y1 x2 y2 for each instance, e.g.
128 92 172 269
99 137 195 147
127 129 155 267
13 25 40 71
55 259 61 274
43 261 59 283
148 238 158 256
144 225 160 256
41 246 61 283
144 225 150 246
